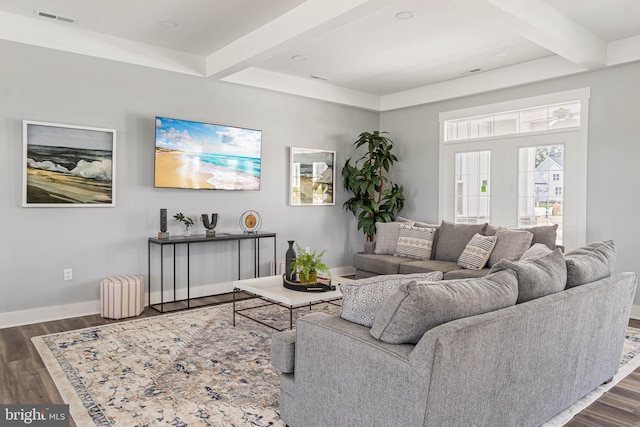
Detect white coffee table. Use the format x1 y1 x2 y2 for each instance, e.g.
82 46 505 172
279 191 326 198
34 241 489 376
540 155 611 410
232 274 352 331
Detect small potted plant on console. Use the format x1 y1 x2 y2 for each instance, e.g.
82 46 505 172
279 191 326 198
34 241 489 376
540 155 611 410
173 212 195 236
289 245 330 283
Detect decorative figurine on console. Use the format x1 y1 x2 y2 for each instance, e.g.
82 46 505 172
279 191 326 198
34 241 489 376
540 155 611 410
158 208 169 239
202 213 219 237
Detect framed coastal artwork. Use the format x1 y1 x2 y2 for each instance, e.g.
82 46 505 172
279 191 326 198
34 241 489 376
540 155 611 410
289 147 336 206
22 120 116 207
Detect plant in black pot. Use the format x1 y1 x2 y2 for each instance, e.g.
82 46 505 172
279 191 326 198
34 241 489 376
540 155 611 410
288 245 330 283
342 131 405 253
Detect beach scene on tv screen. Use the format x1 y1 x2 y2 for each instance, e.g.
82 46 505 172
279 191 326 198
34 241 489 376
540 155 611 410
154 117 261 190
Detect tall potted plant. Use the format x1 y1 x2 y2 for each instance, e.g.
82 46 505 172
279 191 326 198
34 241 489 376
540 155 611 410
342 131 405 252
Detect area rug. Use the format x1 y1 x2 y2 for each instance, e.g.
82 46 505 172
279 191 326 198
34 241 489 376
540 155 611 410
33 300 640 427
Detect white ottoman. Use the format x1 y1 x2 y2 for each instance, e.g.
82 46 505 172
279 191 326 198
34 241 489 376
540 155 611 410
100 275 145 319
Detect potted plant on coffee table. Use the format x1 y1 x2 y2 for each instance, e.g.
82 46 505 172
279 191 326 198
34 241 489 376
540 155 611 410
289 245 330 283
342 130 405 253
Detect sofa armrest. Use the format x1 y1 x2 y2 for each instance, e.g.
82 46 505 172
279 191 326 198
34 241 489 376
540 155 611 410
270 329 296 373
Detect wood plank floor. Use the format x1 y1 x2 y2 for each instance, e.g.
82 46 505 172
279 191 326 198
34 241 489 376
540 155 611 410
1 301 639 426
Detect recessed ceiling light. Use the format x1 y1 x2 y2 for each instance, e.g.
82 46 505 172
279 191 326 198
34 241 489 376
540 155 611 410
158 20 178 28
292 55 306 61
395 11 414 20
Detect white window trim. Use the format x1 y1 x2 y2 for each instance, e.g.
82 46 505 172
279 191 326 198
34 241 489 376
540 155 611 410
438 88 590 249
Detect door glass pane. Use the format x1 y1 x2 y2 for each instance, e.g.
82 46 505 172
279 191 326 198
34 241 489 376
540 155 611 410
518 145 564 244
455 150 491 224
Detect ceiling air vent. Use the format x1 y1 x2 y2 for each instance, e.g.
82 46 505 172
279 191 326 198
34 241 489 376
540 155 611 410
34 10 78 24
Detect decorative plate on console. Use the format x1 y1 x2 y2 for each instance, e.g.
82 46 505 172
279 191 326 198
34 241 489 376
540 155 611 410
239 210 262 233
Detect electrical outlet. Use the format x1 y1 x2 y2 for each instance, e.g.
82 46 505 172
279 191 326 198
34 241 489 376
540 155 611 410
63 268 72 281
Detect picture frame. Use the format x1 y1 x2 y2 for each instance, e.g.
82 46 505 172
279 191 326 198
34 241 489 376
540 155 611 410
289 147 335 206
22 120 116 207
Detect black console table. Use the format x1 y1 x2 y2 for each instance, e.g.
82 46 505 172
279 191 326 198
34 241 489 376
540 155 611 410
148 232 276 313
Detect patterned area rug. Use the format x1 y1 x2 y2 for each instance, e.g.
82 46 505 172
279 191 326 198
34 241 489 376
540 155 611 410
32 300 640 427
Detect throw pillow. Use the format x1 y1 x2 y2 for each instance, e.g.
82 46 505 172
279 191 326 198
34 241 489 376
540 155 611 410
434 221 488 262
457 233 497 270
394 225 436 260
520 243 553 261
374 222 406 255
487 229 534 267
370 270 518 344
489 248 567 303
522 224 558 249
565 240 616 288
340 271 444 327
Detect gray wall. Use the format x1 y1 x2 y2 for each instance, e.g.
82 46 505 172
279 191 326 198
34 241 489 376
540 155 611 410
381 61 640 305
0 40 376 315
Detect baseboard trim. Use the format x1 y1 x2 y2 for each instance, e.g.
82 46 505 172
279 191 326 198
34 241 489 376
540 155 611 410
0 267 358 329
0 300 102 329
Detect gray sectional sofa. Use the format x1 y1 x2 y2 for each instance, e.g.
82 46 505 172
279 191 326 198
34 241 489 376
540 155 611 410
353 219 560 279
271 240 635 427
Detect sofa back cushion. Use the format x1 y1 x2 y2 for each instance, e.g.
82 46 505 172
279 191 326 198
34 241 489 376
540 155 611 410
522 224 558 249
370 270 518 344
565 240 616 288
340 271 444 327
490 248 567 303
487 229 534 267
434 221 488 262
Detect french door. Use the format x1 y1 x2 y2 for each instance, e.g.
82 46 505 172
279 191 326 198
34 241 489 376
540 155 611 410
440 129 583 248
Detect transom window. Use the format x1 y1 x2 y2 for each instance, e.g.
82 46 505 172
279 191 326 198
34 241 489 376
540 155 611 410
445 101 580 142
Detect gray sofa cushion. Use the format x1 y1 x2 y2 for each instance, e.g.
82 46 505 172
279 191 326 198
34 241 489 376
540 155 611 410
565 240 616 288
523 224 558 249
435 221 488 262
340 271 444 327
520 243 553 261
487 229 534 267
490 248 567 303
353 253 408 275
374 222 406 255
370 270 518 344
443 268 490 280
457 233 497 270
394 225 436 260
398 259 461 274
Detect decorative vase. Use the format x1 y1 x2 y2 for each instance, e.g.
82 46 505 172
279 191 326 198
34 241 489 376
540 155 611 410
184 226 191 237
285 240 297 281
299 270 317 284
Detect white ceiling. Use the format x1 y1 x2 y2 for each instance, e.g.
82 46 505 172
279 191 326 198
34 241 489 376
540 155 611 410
1 0 639 111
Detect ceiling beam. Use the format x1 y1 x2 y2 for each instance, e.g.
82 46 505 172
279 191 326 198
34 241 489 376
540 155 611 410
483 0 607 69
204 0 398 79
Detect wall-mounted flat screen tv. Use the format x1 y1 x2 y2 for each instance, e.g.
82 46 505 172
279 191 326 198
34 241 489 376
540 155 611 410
154 116 262 190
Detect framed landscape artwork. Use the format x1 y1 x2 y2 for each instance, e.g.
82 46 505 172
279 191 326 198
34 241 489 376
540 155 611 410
289 147 335 206
22 120 116 207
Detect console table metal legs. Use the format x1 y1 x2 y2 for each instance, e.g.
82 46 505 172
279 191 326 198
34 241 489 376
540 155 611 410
148 232 277 313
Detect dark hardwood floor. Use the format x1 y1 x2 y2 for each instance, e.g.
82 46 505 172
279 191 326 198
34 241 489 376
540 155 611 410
1 301 639 426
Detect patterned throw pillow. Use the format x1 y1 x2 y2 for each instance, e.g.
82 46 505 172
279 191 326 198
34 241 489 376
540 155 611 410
458 233 497 270
394 225 436 260
340 271 444 327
